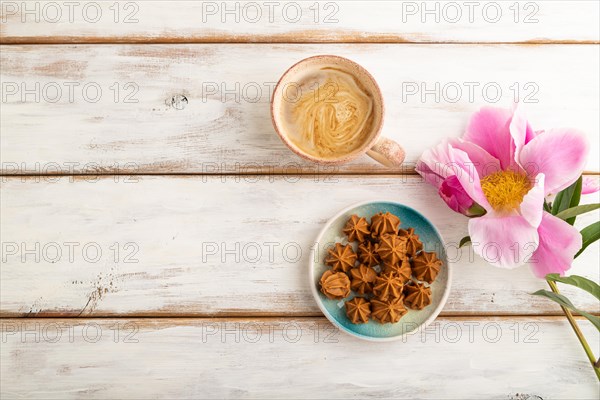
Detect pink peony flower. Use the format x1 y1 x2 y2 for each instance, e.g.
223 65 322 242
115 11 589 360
417 106 589 277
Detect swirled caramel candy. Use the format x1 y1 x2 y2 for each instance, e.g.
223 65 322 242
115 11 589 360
404 282 432 310
382 257 412 284
376 234 407 266
370 212 400 238
412 251 442 283
357 241 380 267
371 297 407 324
320 270 351 300
325 243 357 273
343 214 370 242
345 297 371 324
373 272 404 301
350 264 378 295
398 227 423 256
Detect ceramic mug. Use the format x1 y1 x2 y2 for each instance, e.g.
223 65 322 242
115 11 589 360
270 55 405 167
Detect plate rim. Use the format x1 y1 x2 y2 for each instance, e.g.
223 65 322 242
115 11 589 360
309 199 453 342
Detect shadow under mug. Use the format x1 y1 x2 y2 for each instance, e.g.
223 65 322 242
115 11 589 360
270 55 405 168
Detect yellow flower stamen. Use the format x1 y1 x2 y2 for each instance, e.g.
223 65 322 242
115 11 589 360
480 170 531 213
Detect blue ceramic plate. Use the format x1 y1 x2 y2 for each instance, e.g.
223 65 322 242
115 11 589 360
309 201 451 341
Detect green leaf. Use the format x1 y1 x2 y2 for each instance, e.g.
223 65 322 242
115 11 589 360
556 204 600 221
543 200 552 213
568 177 583 224
551 183 571 215
552 177 583 225
546 273 600 301
467 204 486 217
532 289 600 331
459 236 471 248
575 221 600 258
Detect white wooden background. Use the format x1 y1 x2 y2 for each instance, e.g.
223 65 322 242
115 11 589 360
1 1 599 399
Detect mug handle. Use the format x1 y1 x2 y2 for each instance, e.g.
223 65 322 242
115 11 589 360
366 137 406 168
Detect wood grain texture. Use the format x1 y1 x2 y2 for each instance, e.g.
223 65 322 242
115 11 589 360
1 1 599 44
1 44 599 174
2 175 598 317
1 317 599 399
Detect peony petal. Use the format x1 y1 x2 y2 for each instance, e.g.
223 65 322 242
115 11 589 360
520 173 545 228
582 176 600 195
416 159 444 189
438 175 475 216
417 140 489 214
464 107 514 170
416 140 456 188
469 215 540 269
527 129 543 144
509 105 538 171
450 147 492 212
519 128 589 195
509 104 528 160
417 136 503 214
416 137 500 190
528 212 582 278
448 138 501 178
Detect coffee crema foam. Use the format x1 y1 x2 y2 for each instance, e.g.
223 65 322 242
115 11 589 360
283 67 375 159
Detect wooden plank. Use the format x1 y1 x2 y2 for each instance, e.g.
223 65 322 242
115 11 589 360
1 43 599 174
1 317 598 399
1 1 599 44
1 175 598 317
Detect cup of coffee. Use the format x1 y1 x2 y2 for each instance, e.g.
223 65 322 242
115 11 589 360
271 55 405 167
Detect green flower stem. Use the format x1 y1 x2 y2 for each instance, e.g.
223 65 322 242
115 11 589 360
547 279 600 381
